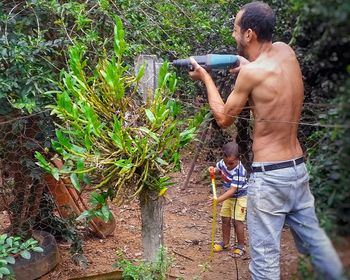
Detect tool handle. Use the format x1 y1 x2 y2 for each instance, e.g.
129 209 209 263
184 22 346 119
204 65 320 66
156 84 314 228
209 166 216 180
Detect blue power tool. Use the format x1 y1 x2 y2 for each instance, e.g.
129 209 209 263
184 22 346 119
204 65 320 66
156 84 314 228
171 54 239 71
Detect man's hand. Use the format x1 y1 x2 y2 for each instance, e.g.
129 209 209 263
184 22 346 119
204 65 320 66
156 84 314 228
229 55 250 75
188 57 209 81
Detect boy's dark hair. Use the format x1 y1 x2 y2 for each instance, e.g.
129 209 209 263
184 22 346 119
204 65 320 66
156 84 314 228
239 1 275 42
223 142 239 158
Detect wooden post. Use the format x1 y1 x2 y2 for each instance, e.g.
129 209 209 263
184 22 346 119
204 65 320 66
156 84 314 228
135 55 162 103
135 55 164 261
139 191 164 262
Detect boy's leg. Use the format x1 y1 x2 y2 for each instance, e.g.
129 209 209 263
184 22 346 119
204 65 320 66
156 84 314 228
232 196 247 255
233 220 245 247
222 216 231 246
214 199 234 251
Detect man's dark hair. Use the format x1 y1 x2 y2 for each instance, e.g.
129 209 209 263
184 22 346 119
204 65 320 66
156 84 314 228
239 1 275 42
223 141 239 158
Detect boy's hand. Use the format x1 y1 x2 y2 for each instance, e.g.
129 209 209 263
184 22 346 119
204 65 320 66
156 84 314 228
208 196 218 207
208 166 215 175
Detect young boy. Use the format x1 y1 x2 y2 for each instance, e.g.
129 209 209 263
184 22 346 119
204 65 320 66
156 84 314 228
208 141 248 257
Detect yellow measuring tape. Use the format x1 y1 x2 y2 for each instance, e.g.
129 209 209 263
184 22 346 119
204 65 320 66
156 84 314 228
209 169 217 260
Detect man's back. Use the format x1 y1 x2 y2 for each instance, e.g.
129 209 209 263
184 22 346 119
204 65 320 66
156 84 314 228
246 42 304 161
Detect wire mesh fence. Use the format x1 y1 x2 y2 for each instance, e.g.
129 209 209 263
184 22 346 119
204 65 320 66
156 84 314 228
0 113 86 270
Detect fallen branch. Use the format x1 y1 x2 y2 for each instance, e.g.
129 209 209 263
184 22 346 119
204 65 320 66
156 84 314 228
172 249 194 261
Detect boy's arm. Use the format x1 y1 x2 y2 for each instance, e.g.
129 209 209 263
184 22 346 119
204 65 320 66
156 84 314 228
217 185 237 203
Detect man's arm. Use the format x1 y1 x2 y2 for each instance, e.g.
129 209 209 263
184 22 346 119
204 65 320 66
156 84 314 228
189 58 253 128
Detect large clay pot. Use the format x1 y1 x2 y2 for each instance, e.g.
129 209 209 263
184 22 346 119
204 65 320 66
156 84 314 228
44 158 116 239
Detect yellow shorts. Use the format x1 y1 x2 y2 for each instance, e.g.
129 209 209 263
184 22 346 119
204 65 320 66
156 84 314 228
220 196 247 222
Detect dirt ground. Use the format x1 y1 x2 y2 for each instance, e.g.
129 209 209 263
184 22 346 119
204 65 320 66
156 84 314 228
1 149 348 280
39 150 350 280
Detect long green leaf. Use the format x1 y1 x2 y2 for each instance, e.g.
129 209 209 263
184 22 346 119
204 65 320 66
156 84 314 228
145 109 156 123
139 127 159 143
70 173 81 191
34 152 52 173
113 16 126 56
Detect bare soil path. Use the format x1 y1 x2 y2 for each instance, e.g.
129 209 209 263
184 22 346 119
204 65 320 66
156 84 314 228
42 152 349 280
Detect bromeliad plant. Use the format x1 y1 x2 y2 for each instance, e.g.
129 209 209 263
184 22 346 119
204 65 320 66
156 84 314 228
35 17 203 217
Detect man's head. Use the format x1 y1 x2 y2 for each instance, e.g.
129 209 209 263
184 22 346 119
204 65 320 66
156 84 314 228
233 1 275 57
222 141 240 170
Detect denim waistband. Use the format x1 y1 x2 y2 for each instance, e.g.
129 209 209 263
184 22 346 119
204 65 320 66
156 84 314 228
252 156 304 172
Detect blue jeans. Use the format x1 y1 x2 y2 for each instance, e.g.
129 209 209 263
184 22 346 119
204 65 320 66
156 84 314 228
247 161 345 280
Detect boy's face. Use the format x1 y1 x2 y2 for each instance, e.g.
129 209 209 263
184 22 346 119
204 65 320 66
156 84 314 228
224 155 239 170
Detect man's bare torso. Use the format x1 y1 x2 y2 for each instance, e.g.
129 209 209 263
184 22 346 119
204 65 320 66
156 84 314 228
246 42 304 162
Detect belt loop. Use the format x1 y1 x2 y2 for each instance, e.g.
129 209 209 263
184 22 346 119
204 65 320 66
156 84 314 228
261 165 265 172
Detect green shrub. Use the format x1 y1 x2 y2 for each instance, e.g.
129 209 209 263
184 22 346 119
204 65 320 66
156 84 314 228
113 246 172 280
290 0 350 235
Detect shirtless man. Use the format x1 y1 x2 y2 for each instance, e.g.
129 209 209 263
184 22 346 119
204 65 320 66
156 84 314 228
189 1 345 279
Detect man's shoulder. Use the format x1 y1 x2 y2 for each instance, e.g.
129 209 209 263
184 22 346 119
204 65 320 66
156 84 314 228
273 41 292 48
240 57 269 79
272 42 296 57
236 62 262 88
241 43 296 81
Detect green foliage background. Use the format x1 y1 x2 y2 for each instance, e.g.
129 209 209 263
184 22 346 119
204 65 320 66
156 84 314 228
288 0 350 235
0 0 349 235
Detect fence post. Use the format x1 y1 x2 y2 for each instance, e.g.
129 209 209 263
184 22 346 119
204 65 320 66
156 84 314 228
135 55 164 262
135 54 162 103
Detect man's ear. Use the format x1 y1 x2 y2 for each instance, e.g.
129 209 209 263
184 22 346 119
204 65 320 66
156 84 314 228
246 28 254 42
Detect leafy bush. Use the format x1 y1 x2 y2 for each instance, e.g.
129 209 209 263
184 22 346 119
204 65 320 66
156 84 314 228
290 0 350 234
113 246 172 280
0 1 61 114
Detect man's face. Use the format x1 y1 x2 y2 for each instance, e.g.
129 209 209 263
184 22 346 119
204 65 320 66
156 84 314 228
232 10 247 57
